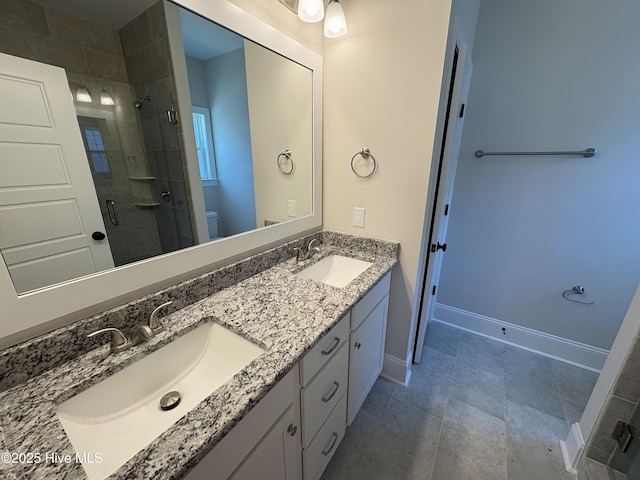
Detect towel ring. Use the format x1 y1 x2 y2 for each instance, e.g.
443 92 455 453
277 150 294 175
351 148 377 178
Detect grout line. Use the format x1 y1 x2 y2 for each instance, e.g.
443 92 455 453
428 399 447 480
502 343 509 480
427 356 456 480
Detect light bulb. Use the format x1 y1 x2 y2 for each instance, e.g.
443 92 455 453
76 87 93 103
324 0 347 38
298 0 324 23
100 90 115 106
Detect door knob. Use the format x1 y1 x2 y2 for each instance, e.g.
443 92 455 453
92 231 106 240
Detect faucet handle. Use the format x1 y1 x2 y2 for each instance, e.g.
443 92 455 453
292 247 304 262
304 239 322 260
148 301 172 334
87 327 132 354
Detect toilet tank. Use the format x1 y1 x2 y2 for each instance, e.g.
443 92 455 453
206 211 219 239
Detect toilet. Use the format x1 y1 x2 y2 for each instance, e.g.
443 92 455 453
206 211 220 240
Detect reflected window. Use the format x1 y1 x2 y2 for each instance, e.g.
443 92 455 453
192 106 218 181
84 128 110 173
78 116 111 176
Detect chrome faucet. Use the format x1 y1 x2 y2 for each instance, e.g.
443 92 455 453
148 301 173 334
304 239 322 260
87 327 133 354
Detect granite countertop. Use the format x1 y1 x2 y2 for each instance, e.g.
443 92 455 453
0 238 397 480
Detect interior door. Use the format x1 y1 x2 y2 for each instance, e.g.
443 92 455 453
413 42 473 363
0 53 114 294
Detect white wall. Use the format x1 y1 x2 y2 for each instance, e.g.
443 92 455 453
229 0 322 55
185 55 209 108
449 0 480 57
437 0 640 351
322 0 453 368
204 49 257 237
244 40 313 226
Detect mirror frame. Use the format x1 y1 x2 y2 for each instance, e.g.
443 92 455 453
0 0 322 348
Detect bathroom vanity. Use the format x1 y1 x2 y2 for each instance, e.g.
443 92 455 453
187 272 391 480
0 232 397 480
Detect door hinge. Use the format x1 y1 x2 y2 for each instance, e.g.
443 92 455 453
459 103 465 118
432 285 437 296
444 204 449 216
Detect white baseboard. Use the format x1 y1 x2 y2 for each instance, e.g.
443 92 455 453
560 422 585 474
381 352 411 386
434 303 608 372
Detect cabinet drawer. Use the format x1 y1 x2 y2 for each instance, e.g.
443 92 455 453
303 395 347 480
301 342 348 447
352 272 390 330
301 314 349 386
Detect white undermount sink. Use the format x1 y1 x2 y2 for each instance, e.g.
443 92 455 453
297 255 373 288
55 322 264 480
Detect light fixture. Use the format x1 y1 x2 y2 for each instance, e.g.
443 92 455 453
324 0 347 38
298 0 324 23
100 90 115 106
76 87 93 103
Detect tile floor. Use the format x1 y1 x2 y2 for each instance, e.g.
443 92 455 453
321 321 600 480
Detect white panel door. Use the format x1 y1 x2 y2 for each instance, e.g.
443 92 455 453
414 42 473 362
0 53 114 294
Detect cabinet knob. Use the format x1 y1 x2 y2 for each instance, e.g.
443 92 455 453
287 424 297 436
354 341 362 350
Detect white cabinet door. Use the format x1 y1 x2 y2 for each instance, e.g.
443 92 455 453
348 294 389 425
230 405 298 480
183 368 300 480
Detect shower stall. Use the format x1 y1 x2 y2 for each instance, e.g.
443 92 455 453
71 1 197 268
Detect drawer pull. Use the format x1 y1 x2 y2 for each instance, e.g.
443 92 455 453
321 432 339 456
287 424 297 436
321 337 341 355
321 381 340 403
354 341 362 350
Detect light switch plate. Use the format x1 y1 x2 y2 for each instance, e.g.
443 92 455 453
353 207 365 228
287 200 296 217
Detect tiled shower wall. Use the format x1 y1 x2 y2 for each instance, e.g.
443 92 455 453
0 0 163 266
119 2 196 252
587 333 640 477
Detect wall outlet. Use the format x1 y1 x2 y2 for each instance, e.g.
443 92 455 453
353 207 365 228
287 200 296 217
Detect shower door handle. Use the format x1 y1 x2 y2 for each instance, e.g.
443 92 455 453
106 199 119 225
